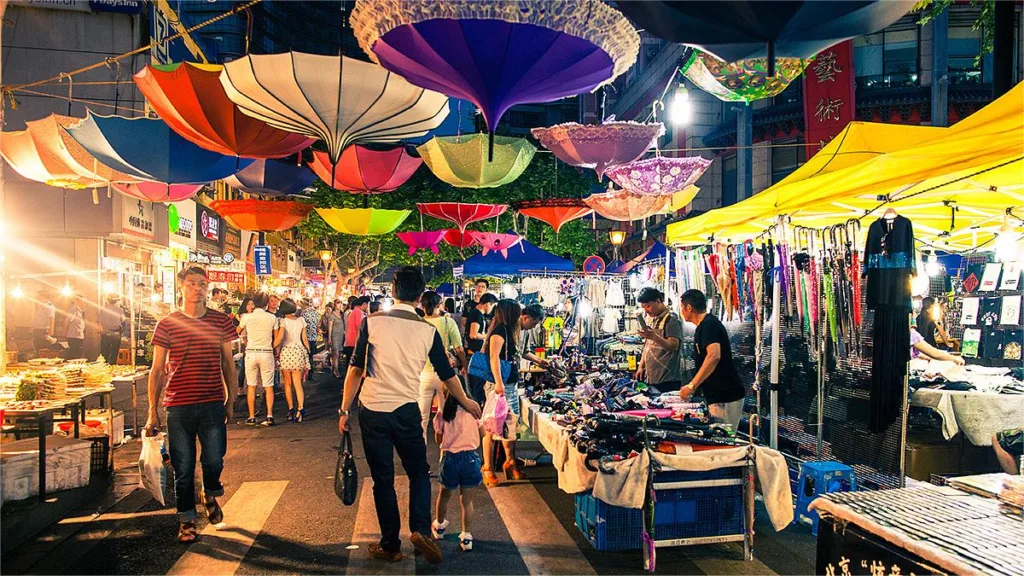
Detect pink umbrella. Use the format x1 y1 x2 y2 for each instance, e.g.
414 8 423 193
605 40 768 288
397 230 448 255
605 156 713 196
531 121 664 179
470 231 522 258
417 202 508 232
113 182 204 202
584 187 670 221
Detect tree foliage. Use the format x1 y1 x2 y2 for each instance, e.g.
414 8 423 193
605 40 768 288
914 0 995 65
298 152 601 283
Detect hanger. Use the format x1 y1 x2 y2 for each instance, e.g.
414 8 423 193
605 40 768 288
883 207 898 220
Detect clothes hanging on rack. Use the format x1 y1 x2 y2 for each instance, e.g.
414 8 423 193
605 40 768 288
601 308 621 334
587 278 607 309
606 279 626 307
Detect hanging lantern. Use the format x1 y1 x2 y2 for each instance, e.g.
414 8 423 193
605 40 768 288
469 231 522 258
210 199 313 232
416 134 535 188
223 159 317 197
605 156 712 196
310 146 421 194
397 230 448 255
680 50 810 103
417 202 508 232
513 198 593 233
531 121 664 179
316 207 412 236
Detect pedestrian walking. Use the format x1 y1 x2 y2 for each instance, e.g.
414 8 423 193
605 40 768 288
277 298 310 423
301 298 320 380
237 292 282 426
431 379 482 552
480 299 524 487
418 291 467 445
98 294 125 364
344 296 369 368
64 294 86 360
339 267 482 565
145 267 237 543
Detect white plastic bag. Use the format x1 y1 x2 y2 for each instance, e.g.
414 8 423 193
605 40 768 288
481 392 510 437
138 433 169 506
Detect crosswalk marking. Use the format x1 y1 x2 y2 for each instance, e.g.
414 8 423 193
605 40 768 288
487 481 597 575
167 480 289 576
345 478 416 575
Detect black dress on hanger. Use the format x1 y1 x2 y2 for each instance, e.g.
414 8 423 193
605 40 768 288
863 214 915 433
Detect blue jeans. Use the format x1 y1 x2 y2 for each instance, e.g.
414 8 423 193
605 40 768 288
166 401 227 522
439 450 483 490
359 403 430 553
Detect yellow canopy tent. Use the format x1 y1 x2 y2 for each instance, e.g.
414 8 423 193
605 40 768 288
667 81 1024 250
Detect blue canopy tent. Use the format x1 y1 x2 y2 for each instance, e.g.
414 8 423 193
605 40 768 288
434 282 458 297
461 237 574 276
609 241 672 274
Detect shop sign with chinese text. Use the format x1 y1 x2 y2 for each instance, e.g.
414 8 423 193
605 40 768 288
121 196 155 241
207 269 245 284
169 200 197 250
802 41 855 159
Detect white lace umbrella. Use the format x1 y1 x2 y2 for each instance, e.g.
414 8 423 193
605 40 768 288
220 52 450 166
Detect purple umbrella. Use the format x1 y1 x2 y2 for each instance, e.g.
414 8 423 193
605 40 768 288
351 0 640 158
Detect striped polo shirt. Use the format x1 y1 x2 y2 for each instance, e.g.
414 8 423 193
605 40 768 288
152 309 236 407
351 303 457 412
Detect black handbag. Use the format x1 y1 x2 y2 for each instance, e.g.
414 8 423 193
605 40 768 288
335 431 358 506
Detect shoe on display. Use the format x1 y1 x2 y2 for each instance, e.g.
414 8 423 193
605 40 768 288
431 519 449 540
459 532 473 552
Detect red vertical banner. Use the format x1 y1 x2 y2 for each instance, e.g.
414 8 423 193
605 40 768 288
802 40 856 159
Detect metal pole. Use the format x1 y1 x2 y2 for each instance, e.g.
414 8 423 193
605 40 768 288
816 242 826 460
769 258 781 450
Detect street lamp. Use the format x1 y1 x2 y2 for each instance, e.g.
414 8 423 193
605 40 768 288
668 84 692 126
319 249 333 262
609 229 625 262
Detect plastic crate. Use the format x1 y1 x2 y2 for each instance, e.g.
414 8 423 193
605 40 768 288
89 436 110 476
574 491 644 551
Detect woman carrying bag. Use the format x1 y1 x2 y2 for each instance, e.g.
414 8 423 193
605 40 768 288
477 299 523 487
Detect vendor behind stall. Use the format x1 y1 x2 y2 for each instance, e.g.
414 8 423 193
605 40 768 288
678 289 746 429
636 288 683 392
916 297 959 351
519 304 550 369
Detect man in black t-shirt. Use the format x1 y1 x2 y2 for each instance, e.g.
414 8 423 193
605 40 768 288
678 289 746 429
465 293 498 402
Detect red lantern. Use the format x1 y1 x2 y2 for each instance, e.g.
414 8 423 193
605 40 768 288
311 146 421 194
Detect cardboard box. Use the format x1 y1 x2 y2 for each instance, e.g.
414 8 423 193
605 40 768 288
1 436 92 502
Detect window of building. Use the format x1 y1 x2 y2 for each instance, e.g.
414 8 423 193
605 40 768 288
854 29 919 89
722 155 737 207
771 141 805 184
948 26 984 85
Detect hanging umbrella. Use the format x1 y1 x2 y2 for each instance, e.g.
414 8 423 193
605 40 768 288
416 134 535 188
584 187 670 221
469 231 522 258
605 156 713 196
134 62 314 158
443 228 476 248
316 207 412 236
397 230 448 255
351 0 641 157
310 146 421 194
222 159 317 197
681 50 810 103
114 182 204 203
658 186 702 215
514 198 593 234
531 121 664 179
66 112 253 183
417 202 508 232
210 199 313 232
617 1 915 67
221 52 450 166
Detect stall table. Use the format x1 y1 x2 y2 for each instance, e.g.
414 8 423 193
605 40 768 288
911 388 1024 445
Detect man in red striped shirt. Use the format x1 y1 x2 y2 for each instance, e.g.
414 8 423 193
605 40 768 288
146 267 237 543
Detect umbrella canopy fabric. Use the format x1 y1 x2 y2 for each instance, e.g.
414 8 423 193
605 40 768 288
311 146 421 194
417 202 508 232
114 182 204 203
134 62 314 158
416 134 535 188
443 228 476 248
316 207 412 236
584 187 670 221
609 241 670 274
66 112 253 184
462 235 574 276
532 121 664 179
514 198 593 233
606 156 713 196
681 50 810 103
617 1 915 63
221 52 450 166
658 186 702 215
397 230 448 254
351 0 640 145
470 231 522 258
222 159 317 197
211 199 313 232
2 122 96 189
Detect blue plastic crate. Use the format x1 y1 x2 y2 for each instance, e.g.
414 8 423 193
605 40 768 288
574 492 644 551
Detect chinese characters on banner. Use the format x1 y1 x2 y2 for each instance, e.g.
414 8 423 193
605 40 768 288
207 270 245 284
802 40 856 159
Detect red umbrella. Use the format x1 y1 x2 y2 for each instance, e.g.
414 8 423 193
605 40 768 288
443 228 476 248
417 202 508 232
310 146 421 194
531 121 664 179
134 62 313 158
209 199 313 232
113 182 204 203
514 198 593 233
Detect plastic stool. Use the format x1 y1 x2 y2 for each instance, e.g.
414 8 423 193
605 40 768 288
793 461 856 536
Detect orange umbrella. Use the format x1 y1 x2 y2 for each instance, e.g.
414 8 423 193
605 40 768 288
310 146 421 194
210 199 313 232
514 198 593 233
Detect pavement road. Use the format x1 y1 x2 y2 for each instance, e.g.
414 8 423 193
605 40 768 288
2 372 816 575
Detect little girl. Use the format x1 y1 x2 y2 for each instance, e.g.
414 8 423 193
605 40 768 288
431 380 482 552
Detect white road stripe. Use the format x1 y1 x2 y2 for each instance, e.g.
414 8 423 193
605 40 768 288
167 480 288 576
487 482 597 576
345 477 416 575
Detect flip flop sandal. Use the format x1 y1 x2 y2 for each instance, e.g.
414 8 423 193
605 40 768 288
178 522 198 543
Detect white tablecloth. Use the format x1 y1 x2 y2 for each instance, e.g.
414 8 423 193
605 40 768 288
911 388 1024 445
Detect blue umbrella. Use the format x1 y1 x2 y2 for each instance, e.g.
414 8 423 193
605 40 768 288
223 159 317 197
66 112 253 184
618 1 914 70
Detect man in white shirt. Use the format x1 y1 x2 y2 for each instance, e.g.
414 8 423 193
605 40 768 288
65 294 86 359
237 292 282 426
339 267 481 565
32 290 56 353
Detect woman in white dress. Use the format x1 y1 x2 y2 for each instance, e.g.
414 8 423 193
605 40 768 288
276 299 311 423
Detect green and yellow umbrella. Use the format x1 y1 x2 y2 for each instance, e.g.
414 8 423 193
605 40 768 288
681 49 810 103
316 207 412 236
416 134 535 188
